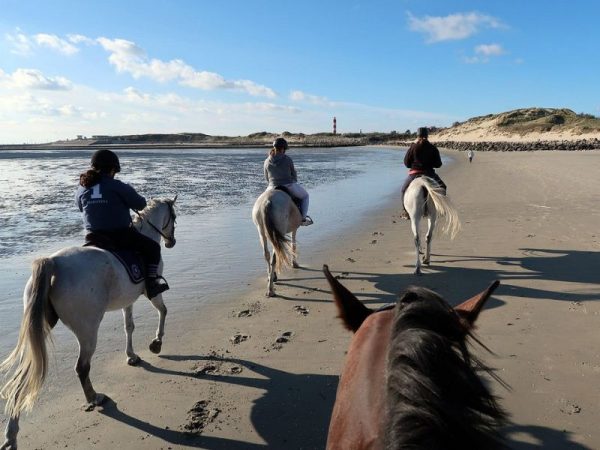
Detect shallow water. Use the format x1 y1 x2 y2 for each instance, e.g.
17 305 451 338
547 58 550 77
0 146 408 356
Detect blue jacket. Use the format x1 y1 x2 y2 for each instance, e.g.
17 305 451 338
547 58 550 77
76 175 147 231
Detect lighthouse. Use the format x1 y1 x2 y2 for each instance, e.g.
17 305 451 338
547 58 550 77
333 116 337 135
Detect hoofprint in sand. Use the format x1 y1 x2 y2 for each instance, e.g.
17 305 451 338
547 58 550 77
3 149 600 449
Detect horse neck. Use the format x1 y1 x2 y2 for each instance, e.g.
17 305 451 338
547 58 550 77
133 204 164 243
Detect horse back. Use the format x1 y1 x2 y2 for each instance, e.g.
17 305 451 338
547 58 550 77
327 310 394 450
47 246 142 316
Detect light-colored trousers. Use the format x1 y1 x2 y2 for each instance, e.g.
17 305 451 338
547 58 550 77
269 182 309 218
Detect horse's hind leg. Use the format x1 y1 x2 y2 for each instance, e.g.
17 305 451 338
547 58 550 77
291 229 299 268
123 305 140 365
73 322 106 410
267 252 276 297
423 215 435 266
148 294 167 354
2 415 19 450
411 217 422 275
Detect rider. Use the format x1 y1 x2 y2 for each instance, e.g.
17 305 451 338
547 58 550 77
76 149 169 299
263 137 313 226
400 127 447 219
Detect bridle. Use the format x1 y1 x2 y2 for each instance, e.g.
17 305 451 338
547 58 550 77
134 200 177 242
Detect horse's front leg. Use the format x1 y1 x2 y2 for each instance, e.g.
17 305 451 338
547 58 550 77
423 216 435 266
1 415 19 450
292 229 299 268
123 305 140 365
148 294 167 354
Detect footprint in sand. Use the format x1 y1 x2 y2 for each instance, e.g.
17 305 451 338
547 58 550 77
294 305 309 316
230 333 249 345
346 257 356 263
182 400 220 435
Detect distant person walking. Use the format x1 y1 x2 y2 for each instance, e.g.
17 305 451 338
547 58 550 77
263 137 313 226
400 127 447 219
468 149 474 163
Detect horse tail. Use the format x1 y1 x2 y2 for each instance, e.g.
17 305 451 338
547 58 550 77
323 264 373 332
421 177 461 239
264 199 296 273
0 257 54 418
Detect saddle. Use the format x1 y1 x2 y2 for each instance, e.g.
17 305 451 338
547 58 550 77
83 233 145 284
274 185 302 213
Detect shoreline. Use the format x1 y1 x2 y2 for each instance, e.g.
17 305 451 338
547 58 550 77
4 149 600 449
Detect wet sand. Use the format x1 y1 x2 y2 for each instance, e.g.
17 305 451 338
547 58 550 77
4 149 600 449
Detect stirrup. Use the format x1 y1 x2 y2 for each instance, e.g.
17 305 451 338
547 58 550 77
301 216 314 226
146 275 169 299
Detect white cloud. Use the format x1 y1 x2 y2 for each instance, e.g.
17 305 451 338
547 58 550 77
475 43 505 56
34 33 79 55
289 90 335 106
1 68 72 90
407 12 504 43
67 34 95 45
5 30 33 55
96 37 276 98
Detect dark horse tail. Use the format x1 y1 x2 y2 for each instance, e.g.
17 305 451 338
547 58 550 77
0 257 55 418
264 199 295 273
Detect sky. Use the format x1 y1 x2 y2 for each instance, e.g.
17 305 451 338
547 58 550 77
0 0 598 144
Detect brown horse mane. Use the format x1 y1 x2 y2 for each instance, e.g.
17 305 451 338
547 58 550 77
384 286 508 449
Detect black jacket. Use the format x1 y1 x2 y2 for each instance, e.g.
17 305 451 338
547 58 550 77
404 140 442 172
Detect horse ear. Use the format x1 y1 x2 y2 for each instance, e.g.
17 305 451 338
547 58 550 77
323 265 373 332
172 194 178 204
454 280 500 329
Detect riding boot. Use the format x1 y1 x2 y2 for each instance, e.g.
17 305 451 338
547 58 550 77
146 276 169 299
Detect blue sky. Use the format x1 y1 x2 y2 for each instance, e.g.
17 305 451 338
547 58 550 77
0 0 598 143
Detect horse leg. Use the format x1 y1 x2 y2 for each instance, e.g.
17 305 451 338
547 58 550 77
123 306 140 365
1 416 19 450
267 252 276 297
423 216 435 266
148 294 167 354
291 229 299 268
411 216 422 275
75 331 107 410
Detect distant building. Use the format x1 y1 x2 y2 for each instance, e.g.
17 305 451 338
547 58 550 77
333 116 337 135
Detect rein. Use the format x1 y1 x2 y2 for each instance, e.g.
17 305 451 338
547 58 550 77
134 203 175 241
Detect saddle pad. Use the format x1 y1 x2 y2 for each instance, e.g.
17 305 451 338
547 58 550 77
83 237 145 284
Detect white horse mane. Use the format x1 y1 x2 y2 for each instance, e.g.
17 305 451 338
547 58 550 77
133 198 175 224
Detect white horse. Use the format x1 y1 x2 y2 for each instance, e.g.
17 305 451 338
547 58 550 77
252 189 301 297
404 177 460 275
0 197 177 450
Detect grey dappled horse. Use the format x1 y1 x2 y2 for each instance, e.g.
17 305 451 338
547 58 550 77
252 189 302 297
404 176 460 275
0 197 177 450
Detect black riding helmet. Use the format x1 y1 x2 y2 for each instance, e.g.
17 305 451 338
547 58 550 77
91 149 121 173
273 137 289 151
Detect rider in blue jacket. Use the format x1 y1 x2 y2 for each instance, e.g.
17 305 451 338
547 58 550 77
76 149 169 299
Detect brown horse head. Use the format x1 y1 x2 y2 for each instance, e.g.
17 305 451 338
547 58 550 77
323 265 507 450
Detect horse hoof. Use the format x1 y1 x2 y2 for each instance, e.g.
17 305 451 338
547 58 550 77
292 262 300 269
149 339 162 354
414 269 422 276
1 440 17 450
422 260 430 266
127 355 141 366
84 394 108 411
266 291 276 297
273 274 278 283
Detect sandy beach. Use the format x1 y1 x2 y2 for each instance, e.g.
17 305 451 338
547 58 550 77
4 148 600 449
